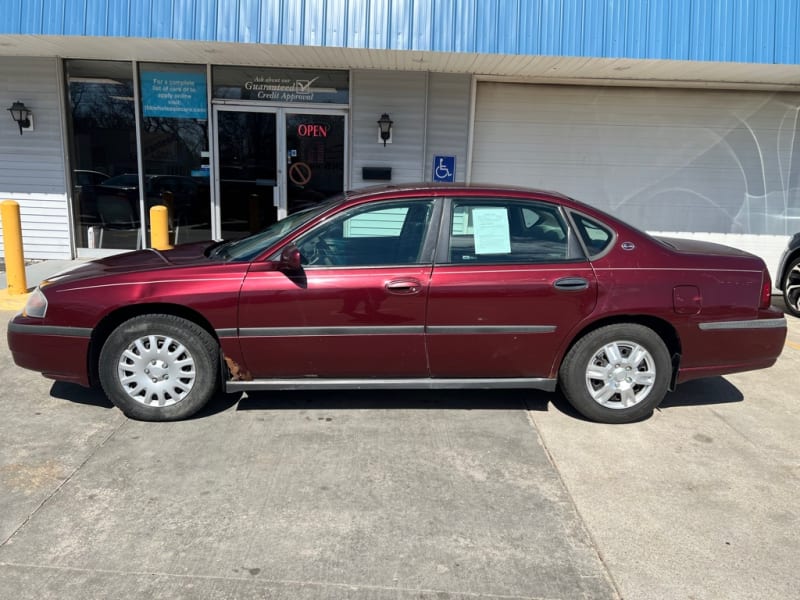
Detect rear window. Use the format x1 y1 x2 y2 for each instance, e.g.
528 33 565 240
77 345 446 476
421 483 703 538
572 213 614 256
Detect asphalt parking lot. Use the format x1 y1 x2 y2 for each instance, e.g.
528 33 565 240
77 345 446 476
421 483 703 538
1 303 798 600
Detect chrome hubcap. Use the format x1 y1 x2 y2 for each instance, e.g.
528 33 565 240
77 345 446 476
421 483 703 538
585 340 656 409
117 334 196 407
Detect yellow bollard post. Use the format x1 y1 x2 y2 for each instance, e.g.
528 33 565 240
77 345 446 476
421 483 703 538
1 200 28 295
150 205 172 251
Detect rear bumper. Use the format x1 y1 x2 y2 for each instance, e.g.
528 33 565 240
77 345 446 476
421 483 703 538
677 312 787 384
7 319 92 387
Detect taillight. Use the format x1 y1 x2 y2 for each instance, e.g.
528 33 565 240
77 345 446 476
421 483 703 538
760 271 772 309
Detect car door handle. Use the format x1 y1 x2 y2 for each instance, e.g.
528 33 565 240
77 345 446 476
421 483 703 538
386 279 423 295
553 277 590 291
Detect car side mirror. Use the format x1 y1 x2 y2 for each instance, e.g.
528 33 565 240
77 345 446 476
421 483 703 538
278 244 302 271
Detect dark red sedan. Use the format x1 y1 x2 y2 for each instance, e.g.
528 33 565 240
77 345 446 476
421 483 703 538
8 185 786 423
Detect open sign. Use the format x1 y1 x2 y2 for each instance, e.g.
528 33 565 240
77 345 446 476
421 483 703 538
297 123 329 137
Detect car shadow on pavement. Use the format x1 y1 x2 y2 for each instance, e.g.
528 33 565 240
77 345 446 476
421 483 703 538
49 381 115 409
47 378 743 422
658 377 744 409
546 376 744 422
236 388 552 413
45 384 549 419
48 382 238 418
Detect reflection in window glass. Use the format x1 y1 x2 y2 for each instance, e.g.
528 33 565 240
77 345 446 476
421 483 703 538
66 60 139 250
140 63 211 246
344 207 408 237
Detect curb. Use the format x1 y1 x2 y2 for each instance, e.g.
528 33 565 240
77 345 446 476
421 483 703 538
0 288 30 311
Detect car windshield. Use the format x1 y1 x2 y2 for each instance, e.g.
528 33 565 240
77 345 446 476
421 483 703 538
211 199 340 262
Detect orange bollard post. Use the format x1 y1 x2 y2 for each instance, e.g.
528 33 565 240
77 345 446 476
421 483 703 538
1 200 28 295
150 205 172 250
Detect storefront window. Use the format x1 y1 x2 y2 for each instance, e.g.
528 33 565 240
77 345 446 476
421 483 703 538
139 63 211 245
66 60 211 251
66 60 139 249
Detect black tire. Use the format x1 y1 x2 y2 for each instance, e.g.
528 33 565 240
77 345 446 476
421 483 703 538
99 314 218 421
559 323 671 424
782 256 800 318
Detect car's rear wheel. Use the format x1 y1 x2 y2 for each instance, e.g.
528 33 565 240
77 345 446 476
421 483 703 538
782 256 800 318
559 323 671 424
99 314 218 421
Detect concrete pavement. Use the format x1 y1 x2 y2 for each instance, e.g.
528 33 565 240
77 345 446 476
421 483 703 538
529 307 800 599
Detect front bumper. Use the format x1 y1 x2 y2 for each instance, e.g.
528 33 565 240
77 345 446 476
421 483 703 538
7 318 93 387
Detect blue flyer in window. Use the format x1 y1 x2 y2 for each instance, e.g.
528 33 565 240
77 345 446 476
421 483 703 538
141 72 208 119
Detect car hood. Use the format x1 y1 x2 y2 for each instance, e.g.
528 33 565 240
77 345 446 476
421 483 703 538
41 241 219 287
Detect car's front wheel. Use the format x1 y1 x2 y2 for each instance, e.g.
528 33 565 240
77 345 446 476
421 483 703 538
99 314 219 421
559 323 671 424
782 256 800 318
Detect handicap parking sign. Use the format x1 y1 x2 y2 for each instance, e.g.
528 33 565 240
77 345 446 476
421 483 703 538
433 155 456 182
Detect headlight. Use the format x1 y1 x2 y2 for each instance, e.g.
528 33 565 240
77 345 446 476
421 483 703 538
23 288 48 319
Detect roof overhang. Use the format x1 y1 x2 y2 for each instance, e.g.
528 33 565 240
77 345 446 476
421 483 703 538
2 35 800 91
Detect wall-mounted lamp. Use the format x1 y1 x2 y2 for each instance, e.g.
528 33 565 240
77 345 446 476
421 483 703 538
8 101 32 135
377 113 393 146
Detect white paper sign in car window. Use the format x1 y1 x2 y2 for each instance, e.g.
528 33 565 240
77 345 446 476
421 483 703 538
473 207 511 254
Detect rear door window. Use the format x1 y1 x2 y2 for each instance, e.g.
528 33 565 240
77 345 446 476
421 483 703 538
445 199 580 264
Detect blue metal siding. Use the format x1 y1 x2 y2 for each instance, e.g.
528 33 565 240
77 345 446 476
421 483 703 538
17 0 41 35
775 0 800 64
3 0 800 65
106 0 130 37
40 0 65 35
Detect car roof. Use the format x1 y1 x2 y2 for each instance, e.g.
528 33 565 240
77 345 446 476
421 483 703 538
341 183 597 212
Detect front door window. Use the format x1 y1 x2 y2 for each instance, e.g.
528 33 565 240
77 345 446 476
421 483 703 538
295 200 434 267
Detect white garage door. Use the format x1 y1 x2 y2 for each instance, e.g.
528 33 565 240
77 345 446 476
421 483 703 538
471 82 800 238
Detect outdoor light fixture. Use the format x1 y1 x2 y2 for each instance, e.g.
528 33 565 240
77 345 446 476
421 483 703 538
8 101 32 135
377 113 393 146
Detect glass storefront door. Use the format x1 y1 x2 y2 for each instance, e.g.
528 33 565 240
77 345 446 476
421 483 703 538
215 108 278 239
213 107 346 240
285 112 346 214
